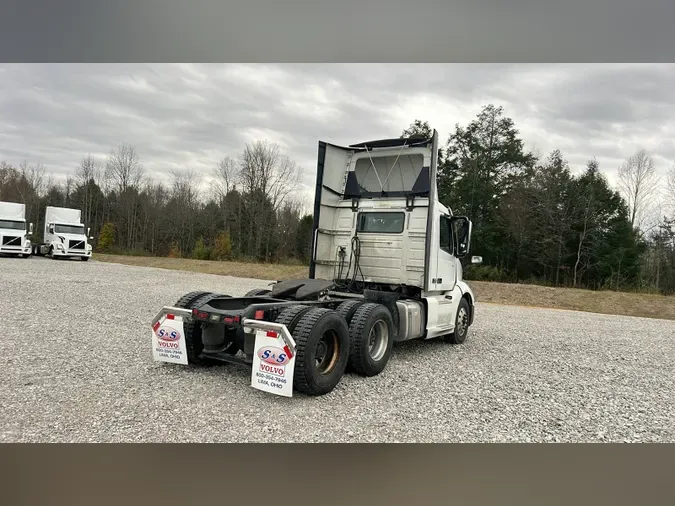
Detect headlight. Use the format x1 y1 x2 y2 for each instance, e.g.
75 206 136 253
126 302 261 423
56 243 64 250
87 244 92 251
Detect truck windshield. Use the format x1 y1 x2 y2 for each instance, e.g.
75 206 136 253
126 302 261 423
55 224 85 235
0 220 25 231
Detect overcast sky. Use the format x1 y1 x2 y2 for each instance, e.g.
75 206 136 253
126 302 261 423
1 63 674 210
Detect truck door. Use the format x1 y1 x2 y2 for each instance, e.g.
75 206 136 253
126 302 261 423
433 211 459 326
435 212 457 292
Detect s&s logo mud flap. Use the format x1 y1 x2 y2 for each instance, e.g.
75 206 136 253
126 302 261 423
152 314 189 365
251 329 295 397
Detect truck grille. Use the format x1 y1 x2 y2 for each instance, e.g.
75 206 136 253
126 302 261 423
68 239 85 250
2 235 21 246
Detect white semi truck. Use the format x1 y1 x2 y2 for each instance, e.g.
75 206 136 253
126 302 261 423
33 206 93 261
0 201 33 258
151 131 482 398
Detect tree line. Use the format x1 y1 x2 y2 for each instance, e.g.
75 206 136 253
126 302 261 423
402 107 675 294
1 104 674 294
0 140 314 264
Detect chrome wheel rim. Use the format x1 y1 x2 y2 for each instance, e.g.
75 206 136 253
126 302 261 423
368 320 389 362
456 307 468 337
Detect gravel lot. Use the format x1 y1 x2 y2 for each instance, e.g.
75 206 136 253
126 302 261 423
1 256 674 442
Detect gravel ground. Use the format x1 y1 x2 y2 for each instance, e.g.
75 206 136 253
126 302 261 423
1 256 674 443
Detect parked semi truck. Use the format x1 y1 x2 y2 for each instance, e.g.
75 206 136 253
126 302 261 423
32 206 93 261
152 131 482 397
0 201 33 258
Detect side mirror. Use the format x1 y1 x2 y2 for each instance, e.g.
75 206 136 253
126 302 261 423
471 255 483 264
450 216 472 258
29 223 34 234
89 236 94 240
48 224 54 234
87 227 91 236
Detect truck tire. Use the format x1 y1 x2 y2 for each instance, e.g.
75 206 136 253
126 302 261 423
174 291 211 309
444 297 471 344
80 257 89 261
291 308 350 396
347 303 395 377
177 292 227 365
245 288 271 296
274 305 312 332
174 290 212 362
335 300 365 325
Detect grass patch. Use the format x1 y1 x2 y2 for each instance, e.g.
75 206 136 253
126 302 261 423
94 254 307 281
471 280 675 321
95 254 675 321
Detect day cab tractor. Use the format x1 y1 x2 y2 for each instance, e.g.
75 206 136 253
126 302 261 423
151 131 482 397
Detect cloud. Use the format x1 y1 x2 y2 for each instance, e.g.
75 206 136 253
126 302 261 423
1 63 674 209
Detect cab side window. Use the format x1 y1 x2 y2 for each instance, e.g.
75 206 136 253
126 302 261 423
439 215 453 254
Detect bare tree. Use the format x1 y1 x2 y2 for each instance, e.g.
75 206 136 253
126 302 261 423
617 149 660 228
105 143 144 194
21 161 47 198
76 154 102 186
170 168 203 205
74 155 103 230
573 191 594 288
213 156 238 201
105 143 144 249
168 168 203 254
64 176 75 203
238 141 301 204
237 140 301 259
666 163 675 216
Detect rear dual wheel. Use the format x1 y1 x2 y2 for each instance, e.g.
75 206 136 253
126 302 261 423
275 300 394 396
335 300 395 377
274 306 350 396
346 303 394 377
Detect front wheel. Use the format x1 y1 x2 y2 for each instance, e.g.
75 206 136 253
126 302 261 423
444 297 471 344
80 256 90 261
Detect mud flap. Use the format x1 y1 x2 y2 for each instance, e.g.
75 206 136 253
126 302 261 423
152 313 189 365
251 328 296 397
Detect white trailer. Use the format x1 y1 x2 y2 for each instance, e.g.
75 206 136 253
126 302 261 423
151 131 482 397
0 201 33 258
33 206 93 261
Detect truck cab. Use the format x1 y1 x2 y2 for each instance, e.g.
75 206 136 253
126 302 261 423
309 130 479 340
39 206 93 261
0 201 33 258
